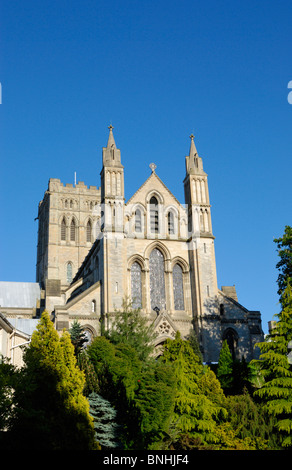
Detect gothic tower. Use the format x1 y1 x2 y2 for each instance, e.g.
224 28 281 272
100 125 125 316
183 134 220 359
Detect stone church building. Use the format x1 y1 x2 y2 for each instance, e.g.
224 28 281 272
32 125 264 363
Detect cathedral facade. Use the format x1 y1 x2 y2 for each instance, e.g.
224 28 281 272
36 126 263 362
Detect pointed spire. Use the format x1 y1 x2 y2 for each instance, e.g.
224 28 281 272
185 132 205 175
189 134 198 158
107 124 116 149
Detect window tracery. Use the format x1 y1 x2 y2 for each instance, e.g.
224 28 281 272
131 262 142 309
149 248 165 311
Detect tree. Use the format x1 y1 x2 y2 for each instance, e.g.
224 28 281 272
274 225 292 305
252 227 292 448
7 311 97 450
106 298 157 362
69 319 88 356
253 284 292 448
160 332 228 448
87 335 177 449
0 359 16 442
217 340 233 392
88 392 121 449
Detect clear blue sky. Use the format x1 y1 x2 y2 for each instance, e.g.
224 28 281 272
1 0 292 333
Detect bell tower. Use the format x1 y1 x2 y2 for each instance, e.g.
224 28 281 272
183 134 219 357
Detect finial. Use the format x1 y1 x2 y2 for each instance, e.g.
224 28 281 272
190 133 195 140
149 163 157 173
108 124 114 131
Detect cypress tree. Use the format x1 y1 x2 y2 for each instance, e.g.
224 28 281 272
217 340 233 393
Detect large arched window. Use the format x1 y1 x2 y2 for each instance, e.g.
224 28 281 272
149 248 165 311
131 262 142 309
150 196 159 233
86 220 92 243
70 218 76 241
61 217 66 241
67 262 73 284
173 264 184 310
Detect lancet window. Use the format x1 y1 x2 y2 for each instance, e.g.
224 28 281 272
131 262 142 309
86 220 92 243
149 248 165 311
173 263 184 310
61 217 66 241
135 209 142 232
67 262 73 284
150 196 159 233
70 219 76 241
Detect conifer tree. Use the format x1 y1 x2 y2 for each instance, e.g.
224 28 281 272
69 319 88 356
106 298 157 361
217 340 233 392
8 311 97 450
253 228 292 448
254 284 292 448
274 225 292 305
160 332 228 447
88 392 121 449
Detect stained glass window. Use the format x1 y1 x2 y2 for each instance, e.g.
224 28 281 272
131 262 142 309
173 264 184 310
149 248 165 311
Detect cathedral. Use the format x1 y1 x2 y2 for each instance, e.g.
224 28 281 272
32 125 264 363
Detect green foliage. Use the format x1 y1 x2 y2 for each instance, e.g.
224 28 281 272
6 311 97 450
131 361 177 449
225 392 278 449
77 351 100 396
252 227 292 448
88 392 121 449
274 225 292 304
253 284 292 448
217 340 233 391
0 359 16 435
87 335 177 449
105 298 157 361
68 319 88 356
160 332 228 448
